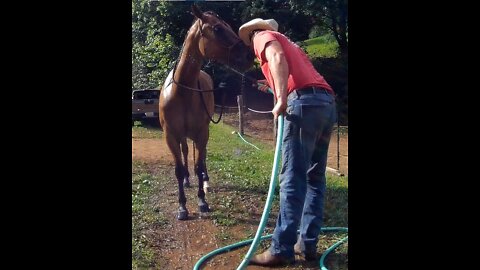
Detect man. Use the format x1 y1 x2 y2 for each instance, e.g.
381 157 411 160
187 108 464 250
238 18 337 266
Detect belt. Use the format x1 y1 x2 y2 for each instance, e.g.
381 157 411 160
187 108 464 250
288 86 332 101
295 86 331 95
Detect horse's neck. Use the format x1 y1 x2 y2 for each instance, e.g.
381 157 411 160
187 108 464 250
174 24 203 87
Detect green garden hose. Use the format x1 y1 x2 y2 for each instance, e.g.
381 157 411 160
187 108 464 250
233 131 260 150
192 228 348 270
235 114 284 269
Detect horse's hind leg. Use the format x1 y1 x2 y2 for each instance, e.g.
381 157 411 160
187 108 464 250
165 133 189 220
180 138 191 188
194 132 210 214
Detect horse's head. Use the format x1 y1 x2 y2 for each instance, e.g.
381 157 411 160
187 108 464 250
191 5 254 72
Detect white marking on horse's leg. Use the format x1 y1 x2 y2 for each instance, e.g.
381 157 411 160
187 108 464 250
203 180 210 194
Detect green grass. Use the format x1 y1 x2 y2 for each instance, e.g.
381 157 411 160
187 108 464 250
207 122 348 229
301 34 339 58
132 161 166 269
132 125 162 139
207 123 274 192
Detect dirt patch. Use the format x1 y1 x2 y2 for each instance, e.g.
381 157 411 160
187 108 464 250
135 156 344 270
132 138 172 164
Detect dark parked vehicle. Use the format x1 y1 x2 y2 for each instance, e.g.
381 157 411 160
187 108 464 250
132 89 160 126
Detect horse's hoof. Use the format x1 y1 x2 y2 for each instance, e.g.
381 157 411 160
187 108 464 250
198 203 210 213
177 209 189 220
183 178 191 188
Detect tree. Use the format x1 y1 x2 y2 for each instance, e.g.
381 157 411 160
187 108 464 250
240 0 313 42
132 0 182 89
289 0 348 56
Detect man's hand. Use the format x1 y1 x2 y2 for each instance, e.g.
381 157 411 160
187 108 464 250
256 79 270 93
272 98 287 119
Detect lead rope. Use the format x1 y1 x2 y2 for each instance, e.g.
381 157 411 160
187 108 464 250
198 81 225 124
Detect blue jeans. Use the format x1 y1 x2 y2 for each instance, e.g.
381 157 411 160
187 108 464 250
270 88 337 258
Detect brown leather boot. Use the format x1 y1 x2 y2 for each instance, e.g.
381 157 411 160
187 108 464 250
249 249 295 267
294 242 318 261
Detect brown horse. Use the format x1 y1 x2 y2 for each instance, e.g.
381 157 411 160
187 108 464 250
159 5 254 220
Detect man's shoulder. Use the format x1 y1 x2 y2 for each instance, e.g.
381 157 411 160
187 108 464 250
256 30 276 40
253 31 277 50
258 30 281 38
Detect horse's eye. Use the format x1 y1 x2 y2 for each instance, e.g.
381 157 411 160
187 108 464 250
213 26 222 32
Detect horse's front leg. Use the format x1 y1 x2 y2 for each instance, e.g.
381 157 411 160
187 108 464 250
194 135 210 214
202 160 211 194
180 138 191 188
165 133 189 220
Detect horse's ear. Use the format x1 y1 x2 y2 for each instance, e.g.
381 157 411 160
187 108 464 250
191 4 203 20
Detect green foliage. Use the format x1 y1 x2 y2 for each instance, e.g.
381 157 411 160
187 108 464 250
132 33 176 90
288 0 348 55
309 24 330 39
132 0 183 90
240 0 313 42
301 35 339 58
